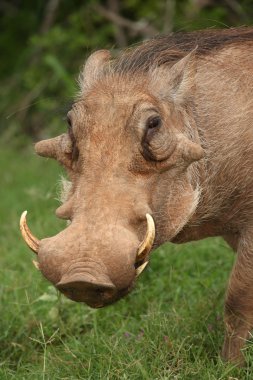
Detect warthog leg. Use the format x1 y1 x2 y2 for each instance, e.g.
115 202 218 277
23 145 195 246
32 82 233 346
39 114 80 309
222 231 253 365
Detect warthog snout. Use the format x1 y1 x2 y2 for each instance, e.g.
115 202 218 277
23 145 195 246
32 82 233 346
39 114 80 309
56 261 117 307
20 212 155 307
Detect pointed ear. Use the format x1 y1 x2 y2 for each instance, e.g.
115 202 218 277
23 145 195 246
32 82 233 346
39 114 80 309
79 49 111 94
150 48 197 105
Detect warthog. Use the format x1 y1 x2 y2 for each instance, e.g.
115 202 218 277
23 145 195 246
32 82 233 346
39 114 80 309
20 27 253 364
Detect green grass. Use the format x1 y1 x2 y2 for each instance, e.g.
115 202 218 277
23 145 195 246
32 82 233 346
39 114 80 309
1 145 253 379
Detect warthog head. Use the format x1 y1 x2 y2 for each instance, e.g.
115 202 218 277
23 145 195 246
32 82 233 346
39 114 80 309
20 48 204 308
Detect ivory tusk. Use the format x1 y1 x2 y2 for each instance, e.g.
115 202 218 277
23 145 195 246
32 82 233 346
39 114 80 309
32 260 40 270
20 211 40 254
136 261 149 277
136 214 155 263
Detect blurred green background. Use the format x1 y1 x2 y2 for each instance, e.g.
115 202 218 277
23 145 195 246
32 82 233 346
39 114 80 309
1 1 253 379
1 0 253 145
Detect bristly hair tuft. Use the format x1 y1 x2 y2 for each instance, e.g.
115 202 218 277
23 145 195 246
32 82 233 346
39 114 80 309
111 27 253 75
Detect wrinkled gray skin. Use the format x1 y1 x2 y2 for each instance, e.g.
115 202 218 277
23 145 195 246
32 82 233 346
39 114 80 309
31 28 253 364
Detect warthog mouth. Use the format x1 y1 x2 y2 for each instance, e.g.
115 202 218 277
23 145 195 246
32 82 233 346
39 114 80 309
20 211 156 306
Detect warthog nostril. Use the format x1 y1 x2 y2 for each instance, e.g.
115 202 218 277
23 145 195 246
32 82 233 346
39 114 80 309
56 276 116 291
95 288 105 296
58 282 116 306
56 271 117 304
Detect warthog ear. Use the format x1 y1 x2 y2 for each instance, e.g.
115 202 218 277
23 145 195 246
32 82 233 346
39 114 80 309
79 50 111 94
150 48 197 105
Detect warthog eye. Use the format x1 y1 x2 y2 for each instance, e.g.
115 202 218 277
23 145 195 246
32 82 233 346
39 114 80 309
141 114 169 162
67 116 74 140
146 115 161 130
144 115 161 141
66 114 79 162
145 115 161 140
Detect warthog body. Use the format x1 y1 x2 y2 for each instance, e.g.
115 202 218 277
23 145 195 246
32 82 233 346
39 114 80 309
21 27 253 364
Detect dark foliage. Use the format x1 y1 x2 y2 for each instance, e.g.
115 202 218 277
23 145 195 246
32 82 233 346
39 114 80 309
1 0 253 143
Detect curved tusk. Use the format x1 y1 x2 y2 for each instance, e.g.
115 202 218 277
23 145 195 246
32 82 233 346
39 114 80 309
136 261 149 277
136 213 155 263
32 260 40 270
20 211 40 254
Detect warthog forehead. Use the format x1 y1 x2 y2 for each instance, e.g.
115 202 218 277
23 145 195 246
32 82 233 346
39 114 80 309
70 91 160 152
